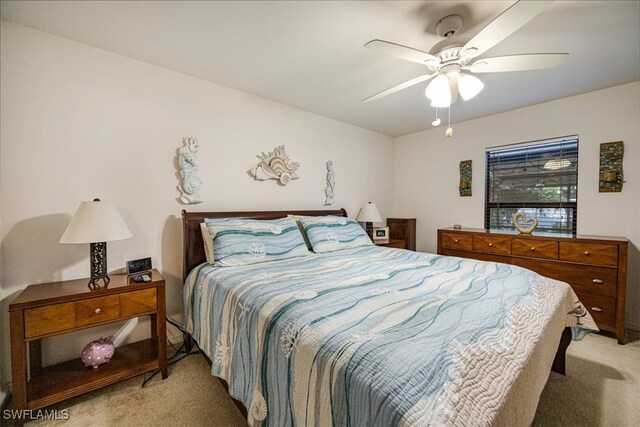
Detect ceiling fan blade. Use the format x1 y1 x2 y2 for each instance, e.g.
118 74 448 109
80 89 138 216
365 39 440 65
464 53 568 73
363 74 435 102
460 1 554 60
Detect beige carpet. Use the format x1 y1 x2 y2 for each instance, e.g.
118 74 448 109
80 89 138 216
23 331 639 427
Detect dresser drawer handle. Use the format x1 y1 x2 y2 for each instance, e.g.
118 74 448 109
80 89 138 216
530 247 536 251
94 308 102 314
592 279 604 284
488 243 493 247
454 239 459 243
591 307 603 312
584 251 590 256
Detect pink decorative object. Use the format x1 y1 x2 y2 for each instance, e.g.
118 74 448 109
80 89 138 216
81 336 115 369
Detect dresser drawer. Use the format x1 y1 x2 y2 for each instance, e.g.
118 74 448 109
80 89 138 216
25 302 76 338
512 239 558 260
559 242 618 267
75 295 120 327
120 288 157 317
473 235 511 255
441 233 473 251
512 259 617 297
576 293 616 330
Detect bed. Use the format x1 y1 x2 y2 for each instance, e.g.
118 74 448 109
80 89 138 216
181 209 596 427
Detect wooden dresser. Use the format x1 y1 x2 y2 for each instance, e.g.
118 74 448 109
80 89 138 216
437 228 628 344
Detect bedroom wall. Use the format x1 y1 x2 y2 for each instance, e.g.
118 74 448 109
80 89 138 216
392 81 640 330
0 21 393 390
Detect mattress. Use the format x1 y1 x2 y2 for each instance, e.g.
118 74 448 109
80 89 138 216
183 246 596 426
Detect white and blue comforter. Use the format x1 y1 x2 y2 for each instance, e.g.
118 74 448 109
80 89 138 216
184 246 595 426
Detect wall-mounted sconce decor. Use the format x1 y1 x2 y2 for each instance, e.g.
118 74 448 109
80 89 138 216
599 141 623 193
459 160 472 197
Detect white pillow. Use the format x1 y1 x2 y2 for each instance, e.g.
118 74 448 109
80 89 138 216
200 222 215 264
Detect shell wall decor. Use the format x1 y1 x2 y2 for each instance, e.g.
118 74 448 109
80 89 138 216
599 141 624 192
324 160 335 206
178 136 203 204
459 160 472 197
248 145 300 186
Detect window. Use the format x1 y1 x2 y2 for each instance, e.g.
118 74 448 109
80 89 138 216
485 136 578 235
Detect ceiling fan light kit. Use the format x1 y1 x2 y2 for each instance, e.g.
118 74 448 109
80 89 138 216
364 0 568 137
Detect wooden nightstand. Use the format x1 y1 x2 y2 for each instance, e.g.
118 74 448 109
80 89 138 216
375 239 406 249
9 270 167 424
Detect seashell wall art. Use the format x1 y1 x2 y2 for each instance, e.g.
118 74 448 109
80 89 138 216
324 160 335 206
248 145 300 185
178 136 203 204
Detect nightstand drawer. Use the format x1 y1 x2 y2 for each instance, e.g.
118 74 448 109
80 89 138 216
75 295 120 327
559 242 618 266
441 233 473 251
25 303 76 338
120 288 157 317
512 239 558 260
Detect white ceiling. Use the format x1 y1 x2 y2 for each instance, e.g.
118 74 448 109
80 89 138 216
1 1 639 137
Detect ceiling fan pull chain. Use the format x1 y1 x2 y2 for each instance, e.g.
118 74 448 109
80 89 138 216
446 107 453 137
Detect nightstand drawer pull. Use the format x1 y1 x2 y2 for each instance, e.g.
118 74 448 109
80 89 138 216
591 307 603 312
584 251 590 256
94 308 101 314
592 279 604 284
488 243 493 247
454 239 459 243
531 247 536 251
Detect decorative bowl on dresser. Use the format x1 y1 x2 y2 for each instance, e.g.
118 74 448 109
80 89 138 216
437 228 628 344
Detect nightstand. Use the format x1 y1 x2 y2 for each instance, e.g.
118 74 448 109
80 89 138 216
375 239 406 249
9 269 167 424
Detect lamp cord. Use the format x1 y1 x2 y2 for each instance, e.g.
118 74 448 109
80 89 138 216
140 317 199 388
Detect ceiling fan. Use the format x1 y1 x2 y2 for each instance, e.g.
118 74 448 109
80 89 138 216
363 0 568 111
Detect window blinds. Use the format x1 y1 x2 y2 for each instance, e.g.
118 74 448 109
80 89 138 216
485 136 579 234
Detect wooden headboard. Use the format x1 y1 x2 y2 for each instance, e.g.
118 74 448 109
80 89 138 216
181 208 348 280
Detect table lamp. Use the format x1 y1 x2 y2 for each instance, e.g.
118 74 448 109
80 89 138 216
60 198 132 288
356 201 383 240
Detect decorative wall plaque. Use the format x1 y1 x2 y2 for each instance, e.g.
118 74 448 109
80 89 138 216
248 145 300 186
178 137 203 204
324 160 335 206
459 160 472 197
599 141 623 192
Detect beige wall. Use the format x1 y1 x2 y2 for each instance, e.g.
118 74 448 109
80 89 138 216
393 81 640 330
0 22 393 390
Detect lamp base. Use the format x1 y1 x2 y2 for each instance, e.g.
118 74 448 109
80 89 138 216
89 242 110 289
365 222 374 240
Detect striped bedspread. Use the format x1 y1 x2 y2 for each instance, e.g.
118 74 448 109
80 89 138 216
184 246 595 426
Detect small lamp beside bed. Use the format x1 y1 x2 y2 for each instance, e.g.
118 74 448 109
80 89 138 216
356 201 383 240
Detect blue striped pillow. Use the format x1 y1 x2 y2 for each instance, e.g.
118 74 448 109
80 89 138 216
204 217 310 266
299 216 373 253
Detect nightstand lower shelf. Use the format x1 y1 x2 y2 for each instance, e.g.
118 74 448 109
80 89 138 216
27 338 159 410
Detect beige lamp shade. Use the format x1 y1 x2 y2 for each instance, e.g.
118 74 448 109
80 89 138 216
356 202 383 223
60 199 133 244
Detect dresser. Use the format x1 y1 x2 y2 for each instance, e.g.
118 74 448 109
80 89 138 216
437 228 628 344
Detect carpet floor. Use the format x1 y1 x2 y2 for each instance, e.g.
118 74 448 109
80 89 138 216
22 331 639 427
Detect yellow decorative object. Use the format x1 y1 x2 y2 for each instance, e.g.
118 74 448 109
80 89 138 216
513 212 538 234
